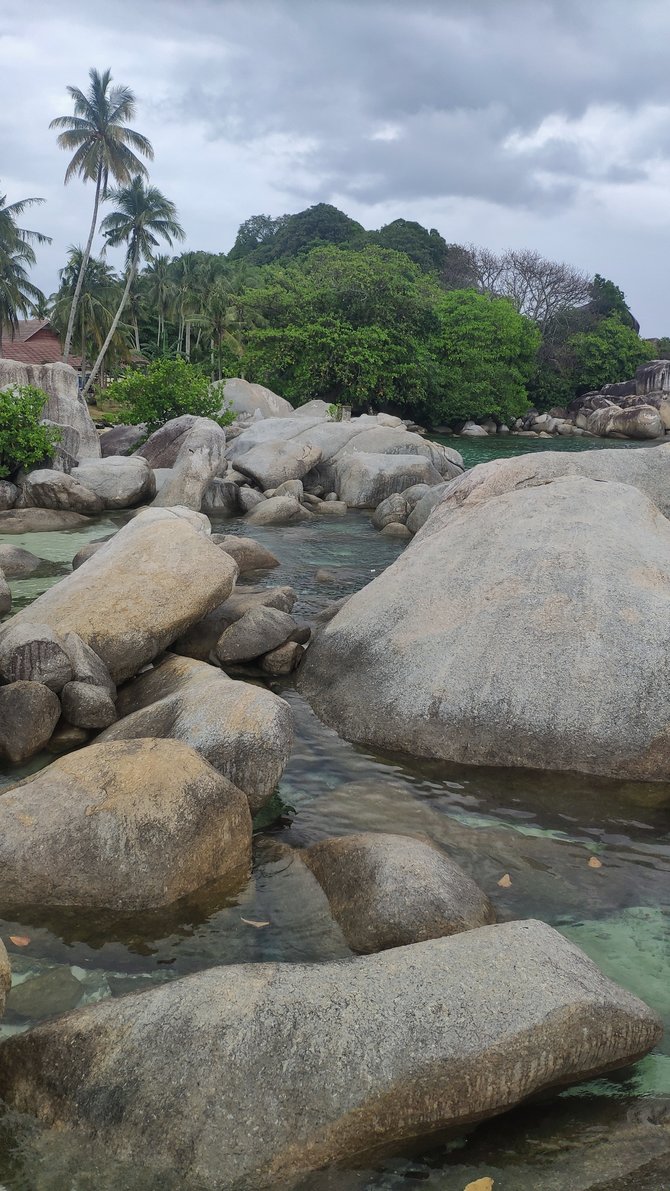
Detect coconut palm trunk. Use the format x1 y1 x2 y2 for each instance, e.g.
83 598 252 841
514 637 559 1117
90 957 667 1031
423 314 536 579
62 169 101 362
83 249 138 395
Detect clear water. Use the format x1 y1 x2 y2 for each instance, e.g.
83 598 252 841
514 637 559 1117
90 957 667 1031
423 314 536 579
0 435 668 1188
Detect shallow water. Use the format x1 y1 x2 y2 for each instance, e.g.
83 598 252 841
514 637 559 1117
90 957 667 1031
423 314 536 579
0 435 669 1187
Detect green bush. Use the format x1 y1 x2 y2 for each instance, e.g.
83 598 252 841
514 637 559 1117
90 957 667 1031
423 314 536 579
103 357 234 433
0 385 60 479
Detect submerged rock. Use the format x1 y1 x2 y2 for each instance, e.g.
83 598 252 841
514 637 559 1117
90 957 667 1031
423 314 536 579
300 476 670 781
0 921 660 1189
0 508 92 534
303 832 495 953
0 544 52 579
0 738 251 911
0 681 61 763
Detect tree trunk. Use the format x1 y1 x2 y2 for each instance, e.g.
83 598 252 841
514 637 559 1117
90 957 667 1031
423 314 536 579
62 168 102 363
134 319 140 353
80 307 86 389
83 251 138 396
185 320 191 360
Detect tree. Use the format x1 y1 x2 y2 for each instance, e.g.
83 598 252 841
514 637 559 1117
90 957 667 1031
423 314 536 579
0 188 51 350
589 274 639 331
142 254 175 350
570 315 651 394
50 67 154 364
103 357 232 432
373 219 449 274
83 176 184 395
0 385 60 478
51 247 124 380
227 214 287 260
470 246 591 330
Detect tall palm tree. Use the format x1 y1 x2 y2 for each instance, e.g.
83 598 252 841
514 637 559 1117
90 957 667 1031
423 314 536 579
51 246 121 378
83 176 184 394
50 67 154 364
0 188 50 351
143 254 175 350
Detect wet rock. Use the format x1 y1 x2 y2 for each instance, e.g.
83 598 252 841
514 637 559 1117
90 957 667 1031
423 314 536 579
0 738 252 911
260 640 304 674
371 491 410 529
246 494 311 525
46 721 90 754
0 920 660 1190
98 654 292 815
173 586 297 661
0 544 52 579
303 832 495 953
0 508 93 534
0 939 9 1017
0 479 18 510
380 521 412 538
153 418 227 511
74 456 155 508
60 681 116 729
0 622 73 691
211 534 280 575
0 681 61 763
301 476 670 781
5 510 237 684
215 606 297 664
6 965 84 1019
99 423 146 457
18 468 103 515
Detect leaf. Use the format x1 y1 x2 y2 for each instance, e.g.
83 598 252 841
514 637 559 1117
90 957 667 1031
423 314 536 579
240 917 270 928
8 935 31 947
588 856 603 869
464 1179 494 1191
497 873 512 888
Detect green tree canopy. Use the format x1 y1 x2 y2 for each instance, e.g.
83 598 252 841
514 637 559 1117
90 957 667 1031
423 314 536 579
570 315 651 394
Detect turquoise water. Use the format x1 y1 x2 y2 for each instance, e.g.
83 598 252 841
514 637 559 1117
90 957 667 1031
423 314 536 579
0 437 668 1187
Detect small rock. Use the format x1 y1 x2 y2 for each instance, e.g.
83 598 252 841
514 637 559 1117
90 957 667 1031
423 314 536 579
274 479 304 500
216 606 297 665
211 535 280 575
46 721 90 754
246 494 311 526
6 965 84 1020
60 681 117 729
0 681 61 763
0 622 73 691
71 537 112 569
290 625 311 645
0 545 52 579
260 641 304 674
381 522 412 539
237 487 266 514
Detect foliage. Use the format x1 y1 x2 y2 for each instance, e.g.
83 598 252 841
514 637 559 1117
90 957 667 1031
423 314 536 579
0 385 60 479
570 315 652 393
372 219 449 274
103 356 233 432
228 203 366 265
0 186 50 346
589 274 639 331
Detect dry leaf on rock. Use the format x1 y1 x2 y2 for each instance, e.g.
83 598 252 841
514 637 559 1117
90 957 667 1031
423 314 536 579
464 1178 494 1191
588 856 603 869
8 935 30 947
497 873 512 888
241 917 270 928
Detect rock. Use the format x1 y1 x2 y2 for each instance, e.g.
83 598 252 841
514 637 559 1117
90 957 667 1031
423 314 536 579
273 478 304 500
125 504 212 534
635 358 670 395
303 833 495 953
0 479 18 510
235 439 322 489
324 491 338 501
479 417 498 434
0 739 251 911
98 655 292 815
152 418 227 510
260 640 304 674
0 508 92 534
300 475 670 780
460 420 488 436
173 586 297 661
60 681 117 729
0 544 51 578
99 423 146 456
62 631 115 695
246 494 311 526
0 569 9 616
215 606 297 664
200 477 239 516
376 412 404 428
211 534 280 575
4 511 238 684
74 456 155 508
46 722 90 754
42 418 80 471
587 404 664 439
312 499 347 516
372 491 410 529
237 486 266 513
18 468 103 514
6 965 84 1020
0 360 100 459
135 415 200 469
334 453 444 508
71 538 111 569
380 521 412 538
0 681 61 763
0 939 9 1017
0 920 659 1190
219 376 294 419
0 622 73 691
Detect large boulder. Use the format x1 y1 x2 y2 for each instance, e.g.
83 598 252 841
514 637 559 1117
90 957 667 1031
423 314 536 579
235 439 322 489
245 493 311 525
1 509 238 684
586 403 664 439
0 739 251 911
334 453 443 508
0 681 61 763
300 476 670 781
74 456 155 508
0 360 100 459
0 622 73 690
201 477 240 516
303 833 495 953
0 508 92 534
152 417 227 510
134 414 200 468
211 534 280 575
18 468 104 514
99 423 146 456
173 585 297 661
635 358 670 396
215 605 297 664
98 654 292 816
0 544 52 578
219 376 294 419
0 920 660 1189
0 479 18 510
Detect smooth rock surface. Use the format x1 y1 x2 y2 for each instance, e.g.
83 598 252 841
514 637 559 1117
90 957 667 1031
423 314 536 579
587 404 664 439
98 654 292 816
0 622 73 691
60 681 117 729
18 469 103 515
0 508 92 534
215 605 297 664
246 493 310 525
235 439 322 489
74 456 155 508
99 423 146 456
301 476 670 780
219 376 294 419
0 544 51 579
0 739 252 911
0 921 660 1190
0 940 9 1018
173 586 297 661
3 512 238 683
0 480 18 510
0 681 61 763
259 640 304 674
153 417 227 510
135 415 199 468
303 833 495 953
211 534 280 574
334 453 443 508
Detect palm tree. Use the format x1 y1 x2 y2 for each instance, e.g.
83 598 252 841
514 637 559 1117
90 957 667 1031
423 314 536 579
142 254 175 350
0 188 51 351
50 67 154 364
51 247 121 379
83 176 184 394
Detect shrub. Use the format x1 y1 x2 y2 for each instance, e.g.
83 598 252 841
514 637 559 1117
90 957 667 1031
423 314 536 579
103 357 234 434
0 384 60 479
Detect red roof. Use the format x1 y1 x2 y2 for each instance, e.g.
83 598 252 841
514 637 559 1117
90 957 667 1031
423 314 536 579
0 321 80 367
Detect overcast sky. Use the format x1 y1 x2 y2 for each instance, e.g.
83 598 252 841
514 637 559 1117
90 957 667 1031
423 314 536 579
2 0 669 333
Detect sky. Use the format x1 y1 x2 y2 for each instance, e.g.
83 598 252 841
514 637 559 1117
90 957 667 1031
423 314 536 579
1 0 670 334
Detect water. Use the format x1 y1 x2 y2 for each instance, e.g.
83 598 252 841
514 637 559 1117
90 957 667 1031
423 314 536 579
1 435 669 1187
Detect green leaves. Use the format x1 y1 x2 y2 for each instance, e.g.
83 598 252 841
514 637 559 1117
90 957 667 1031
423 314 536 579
570 315 652 393
0 385 60 479
104 356 232 433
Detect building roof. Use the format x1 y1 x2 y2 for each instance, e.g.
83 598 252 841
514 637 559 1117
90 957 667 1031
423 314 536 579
13 318 51 342
0 321 80 367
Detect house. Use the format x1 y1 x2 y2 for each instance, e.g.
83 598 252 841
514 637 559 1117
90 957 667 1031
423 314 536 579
0 320 80 368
